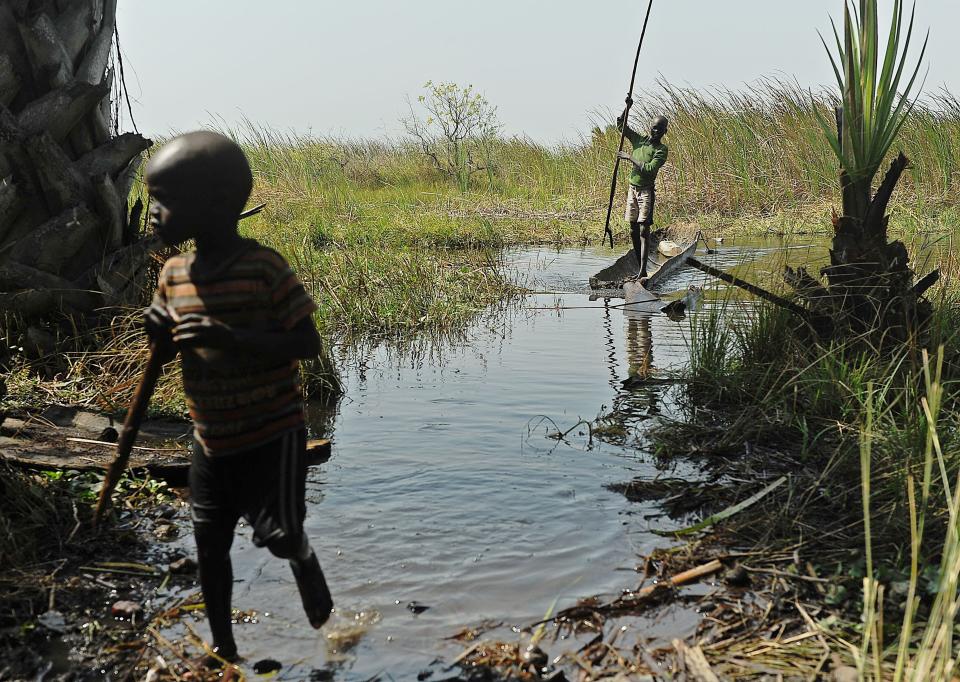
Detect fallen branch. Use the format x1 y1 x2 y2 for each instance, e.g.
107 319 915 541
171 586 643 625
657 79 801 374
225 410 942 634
688 257 806 317
673 638 721 682
633 558 724 599
541 559 724 625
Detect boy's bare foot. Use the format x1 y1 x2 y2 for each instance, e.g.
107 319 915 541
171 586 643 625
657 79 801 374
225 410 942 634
196 645 240 669
290 552 334 629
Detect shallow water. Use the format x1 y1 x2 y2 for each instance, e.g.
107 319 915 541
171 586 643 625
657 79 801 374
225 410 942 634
171 236 821 679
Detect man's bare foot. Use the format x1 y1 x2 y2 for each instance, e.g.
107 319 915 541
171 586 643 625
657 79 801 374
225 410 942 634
290 552 334 629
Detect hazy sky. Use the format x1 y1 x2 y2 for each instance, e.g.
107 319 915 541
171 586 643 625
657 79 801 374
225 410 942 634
116 1 957 143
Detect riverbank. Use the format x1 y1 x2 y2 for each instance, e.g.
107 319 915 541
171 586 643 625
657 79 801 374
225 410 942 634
0 455 197 680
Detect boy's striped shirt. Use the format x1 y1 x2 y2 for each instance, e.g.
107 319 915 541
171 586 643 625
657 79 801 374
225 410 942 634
154 241 317 456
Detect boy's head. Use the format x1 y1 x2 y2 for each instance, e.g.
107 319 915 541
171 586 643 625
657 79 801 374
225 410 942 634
145 131 253 246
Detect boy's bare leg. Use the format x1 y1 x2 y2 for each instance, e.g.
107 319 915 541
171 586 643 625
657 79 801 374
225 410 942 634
270 533 333 629
259 430 333 629
195 523 239 662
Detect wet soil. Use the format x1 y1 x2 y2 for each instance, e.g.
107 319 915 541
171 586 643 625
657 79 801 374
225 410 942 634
0 475 194 681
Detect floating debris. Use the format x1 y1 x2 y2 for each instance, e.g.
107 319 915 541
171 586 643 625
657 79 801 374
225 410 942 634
111 599 142 619
407 600 430 614
169 556 197 575
324 609 382 658
153 522 179 542
37 609 67 633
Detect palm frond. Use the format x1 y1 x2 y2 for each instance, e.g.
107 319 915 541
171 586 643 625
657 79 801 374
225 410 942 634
820 0 926 190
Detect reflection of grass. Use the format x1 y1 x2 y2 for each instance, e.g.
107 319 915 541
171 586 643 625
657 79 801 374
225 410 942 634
590 418 629 441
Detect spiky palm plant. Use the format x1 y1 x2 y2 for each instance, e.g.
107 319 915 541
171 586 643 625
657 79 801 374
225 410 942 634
793 0 931 341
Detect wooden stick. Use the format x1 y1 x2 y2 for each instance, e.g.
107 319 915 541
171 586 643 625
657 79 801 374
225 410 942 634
239 202 266 220
93 344 164 526
687 257 807 317
66 437 185 452
601 0 655 248
673 639 721 682
634 558 723 599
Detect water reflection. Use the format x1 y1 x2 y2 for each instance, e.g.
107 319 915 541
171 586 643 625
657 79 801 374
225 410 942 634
625 313 653 381
595 309 670 444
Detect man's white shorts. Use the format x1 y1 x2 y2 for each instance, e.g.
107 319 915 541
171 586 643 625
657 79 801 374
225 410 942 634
625 185 655 224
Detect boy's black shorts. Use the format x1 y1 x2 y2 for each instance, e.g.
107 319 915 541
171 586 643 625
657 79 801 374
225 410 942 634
189 428 307 548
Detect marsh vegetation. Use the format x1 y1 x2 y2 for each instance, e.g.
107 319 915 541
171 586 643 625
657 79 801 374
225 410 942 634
4 69 960 682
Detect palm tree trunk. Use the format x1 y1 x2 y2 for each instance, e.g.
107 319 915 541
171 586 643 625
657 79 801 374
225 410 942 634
0 0 153 321
821 154 923 341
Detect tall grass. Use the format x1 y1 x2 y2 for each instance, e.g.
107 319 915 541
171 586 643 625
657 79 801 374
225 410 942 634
214 81 960 243
671 288 960 676
854 349 960 680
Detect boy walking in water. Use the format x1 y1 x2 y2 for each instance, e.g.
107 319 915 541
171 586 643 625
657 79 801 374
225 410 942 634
143 131 333 664
617 111 668 278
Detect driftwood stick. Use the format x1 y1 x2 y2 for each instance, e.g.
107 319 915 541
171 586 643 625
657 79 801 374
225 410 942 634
93 343 164 526
634 558 723 599
687 257 806 317
530 558 723 628
673 639 721 682
66 436 184 453
239 202 266 220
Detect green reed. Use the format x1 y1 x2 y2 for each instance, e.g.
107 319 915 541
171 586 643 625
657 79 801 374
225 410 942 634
214 80 960 246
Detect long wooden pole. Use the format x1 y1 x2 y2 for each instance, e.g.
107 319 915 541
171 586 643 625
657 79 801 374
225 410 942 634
93 343 164 526
602 0 655 248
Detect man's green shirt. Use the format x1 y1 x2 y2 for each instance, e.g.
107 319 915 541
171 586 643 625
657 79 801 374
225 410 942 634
623 127 668 189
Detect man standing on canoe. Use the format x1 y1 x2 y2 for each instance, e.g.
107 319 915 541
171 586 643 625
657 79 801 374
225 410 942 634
616 109 668 278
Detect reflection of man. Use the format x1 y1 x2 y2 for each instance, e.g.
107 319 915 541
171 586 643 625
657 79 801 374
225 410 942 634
616 112 669 278
625 314 653 380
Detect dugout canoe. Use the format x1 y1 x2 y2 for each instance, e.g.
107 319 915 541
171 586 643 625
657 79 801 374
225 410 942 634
589 226 700 313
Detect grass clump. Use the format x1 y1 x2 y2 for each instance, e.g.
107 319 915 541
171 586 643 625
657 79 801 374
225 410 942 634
0 462 79 572
244 218 519 342
656 283 960 673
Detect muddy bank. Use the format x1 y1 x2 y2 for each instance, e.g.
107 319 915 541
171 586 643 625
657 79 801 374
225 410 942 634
0 457 194 680
0 405 336 681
